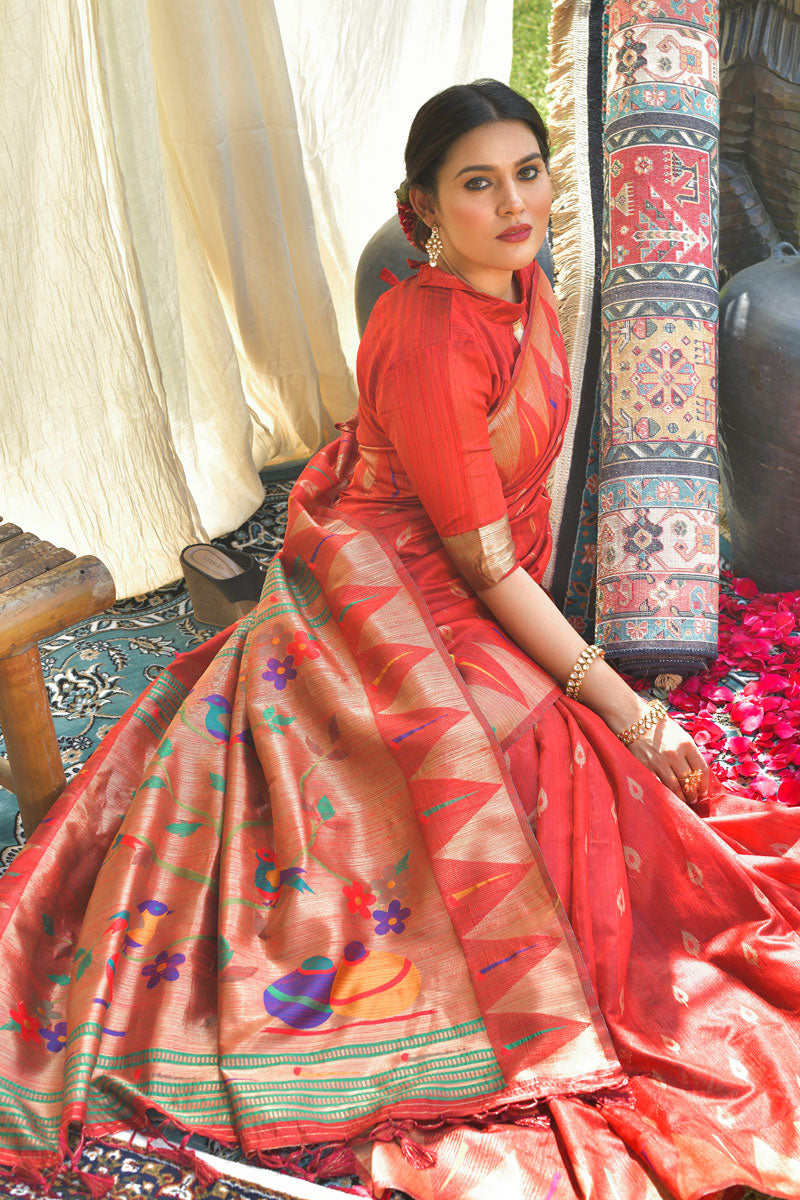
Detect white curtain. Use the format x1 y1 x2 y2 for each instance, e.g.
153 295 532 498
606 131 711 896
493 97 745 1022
0 0 511 597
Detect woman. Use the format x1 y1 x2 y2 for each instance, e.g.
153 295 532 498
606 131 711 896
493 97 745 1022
1 82 799 1200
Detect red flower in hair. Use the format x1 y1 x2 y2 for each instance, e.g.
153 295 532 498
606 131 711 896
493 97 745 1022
395 183 418 246
396 199 417 245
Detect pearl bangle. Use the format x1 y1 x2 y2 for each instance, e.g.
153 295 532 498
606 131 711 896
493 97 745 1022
617 700 668 747
565 644 605 700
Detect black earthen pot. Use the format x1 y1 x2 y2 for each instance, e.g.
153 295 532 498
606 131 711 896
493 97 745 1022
718 242 800 591
354 216 555 337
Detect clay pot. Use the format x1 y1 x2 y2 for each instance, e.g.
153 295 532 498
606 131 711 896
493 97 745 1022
354 216 555 336
718 242 800 590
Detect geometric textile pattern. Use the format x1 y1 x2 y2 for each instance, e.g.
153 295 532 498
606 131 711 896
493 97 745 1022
596 0 721 675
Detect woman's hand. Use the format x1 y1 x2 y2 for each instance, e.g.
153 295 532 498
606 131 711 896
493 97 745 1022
625 715 710 802
474 568 711 804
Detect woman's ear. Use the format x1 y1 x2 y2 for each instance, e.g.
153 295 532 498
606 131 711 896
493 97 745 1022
409 186 436 229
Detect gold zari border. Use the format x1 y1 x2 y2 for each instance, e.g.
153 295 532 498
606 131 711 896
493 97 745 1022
442 515 517 591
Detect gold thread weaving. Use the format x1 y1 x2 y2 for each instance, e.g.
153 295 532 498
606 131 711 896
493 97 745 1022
441 515 517 591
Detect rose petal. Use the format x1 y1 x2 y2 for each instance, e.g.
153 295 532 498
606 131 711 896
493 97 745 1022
734 577 759 599
735 759 760 778
753 673 791 694
700 683 734 703
777 778 800 806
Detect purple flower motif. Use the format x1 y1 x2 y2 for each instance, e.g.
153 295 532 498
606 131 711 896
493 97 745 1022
141 950 185 990
372 899 411 936
261 656 297 692
39 1021 67 1053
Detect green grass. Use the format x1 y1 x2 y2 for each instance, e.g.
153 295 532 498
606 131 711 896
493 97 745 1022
511 0 553 121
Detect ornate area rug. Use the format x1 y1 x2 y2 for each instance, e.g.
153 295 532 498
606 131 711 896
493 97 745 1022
8 1134 359 1199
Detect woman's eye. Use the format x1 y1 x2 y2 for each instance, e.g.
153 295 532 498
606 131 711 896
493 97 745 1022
464 176 490 190
518 166 539 181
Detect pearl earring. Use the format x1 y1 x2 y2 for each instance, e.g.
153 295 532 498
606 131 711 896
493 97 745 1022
425 224 443 268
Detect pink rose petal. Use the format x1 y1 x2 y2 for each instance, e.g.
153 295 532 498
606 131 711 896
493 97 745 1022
734 577 759 599
699 683 734 702
777 778 800 806
735 759 760 778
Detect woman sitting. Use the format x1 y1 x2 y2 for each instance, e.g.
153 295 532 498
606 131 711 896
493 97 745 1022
0 80 799 1200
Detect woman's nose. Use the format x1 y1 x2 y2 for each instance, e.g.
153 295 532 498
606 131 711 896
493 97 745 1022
499 182 524 214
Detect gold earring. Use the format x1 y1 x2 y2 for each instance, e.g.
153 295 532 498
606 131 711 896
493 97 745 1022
425 224 442 268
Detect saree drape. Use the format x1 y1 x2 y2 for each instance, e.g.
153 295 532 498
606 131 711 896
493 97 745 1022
1 265 799 1200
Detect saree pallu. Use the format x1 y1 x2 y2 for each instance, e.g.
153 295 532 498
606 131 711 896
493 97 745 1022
0 298 799 1200
0 429 622 1166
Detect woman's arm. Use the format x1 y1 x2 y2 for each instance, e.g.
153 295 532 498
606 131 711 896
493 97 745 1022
477 566 709 799
371 324 707 800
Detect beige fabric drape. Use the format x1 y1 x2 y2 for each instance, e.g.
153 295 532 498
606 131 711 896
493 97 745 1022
275 0 514 367
0 0 511 597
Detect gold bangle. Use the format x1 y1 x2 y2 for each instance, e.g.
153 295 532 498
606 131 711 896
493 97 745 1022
565 643 605 700
617 700 668 747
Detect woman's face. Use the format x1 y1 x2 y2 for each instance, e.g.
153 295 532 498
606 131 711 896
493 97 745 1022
414 119 552 299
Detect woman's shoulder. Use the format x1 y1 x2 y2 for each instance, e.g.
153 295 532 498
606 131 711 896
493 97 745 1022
360 267 478 370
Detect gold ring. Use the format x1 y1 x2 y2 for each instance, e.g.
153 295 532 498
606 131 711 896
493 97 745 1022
679 769 703 790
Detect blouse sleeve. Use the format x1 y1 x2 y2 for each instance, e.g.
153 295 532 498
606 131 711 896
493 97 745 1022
375 338 517 591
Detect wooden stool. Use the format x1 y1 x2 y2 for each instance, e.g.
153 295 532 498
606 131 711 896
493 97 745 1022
0 521 116 835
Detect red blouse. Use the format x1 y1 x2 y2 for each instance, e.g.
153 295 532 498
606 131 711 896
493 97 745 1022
336 261 540 601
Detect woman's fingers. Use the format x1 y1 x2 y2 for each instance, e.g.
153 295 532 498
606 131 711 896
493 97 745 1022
623 713 713 804
676 769 701 804
630 717 711 803
673 737 710 800
633 742 685 798
661 767 686 799
684 745 710 795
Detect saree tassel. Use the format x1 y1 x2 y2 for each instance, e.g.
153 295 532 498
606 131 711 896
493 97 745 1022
53 1130 115 1199
154 1143 220 1191
0 1164 50 1192
370 1119 437 1170
176 1132 221 1189
254 1145 318 1182
70 1167 116 1198
398 1133 437 1171
312 1143 363 1180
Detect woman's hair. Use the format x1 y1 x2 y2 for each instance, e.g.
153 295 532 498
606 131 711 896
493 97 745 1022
403 79 550 250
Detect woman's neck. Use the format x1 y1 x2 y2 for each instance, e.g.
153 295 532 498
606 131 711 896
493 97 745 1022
436 254 520 303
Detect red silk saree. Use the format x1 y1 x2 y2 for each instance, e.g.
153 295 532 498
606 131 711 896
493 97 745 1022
1 264 799 1200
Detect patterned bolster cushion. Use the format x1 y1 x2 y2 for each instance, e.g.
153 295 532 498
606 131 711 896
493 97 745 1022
594 1 720 677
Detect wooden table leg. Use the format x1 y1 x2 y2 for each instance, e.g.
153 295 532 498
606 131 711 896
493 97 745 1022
0 646 66 835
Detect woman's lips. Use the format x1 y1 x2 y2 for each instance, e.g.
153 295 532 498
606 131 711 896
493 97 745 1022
496 224 532 243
